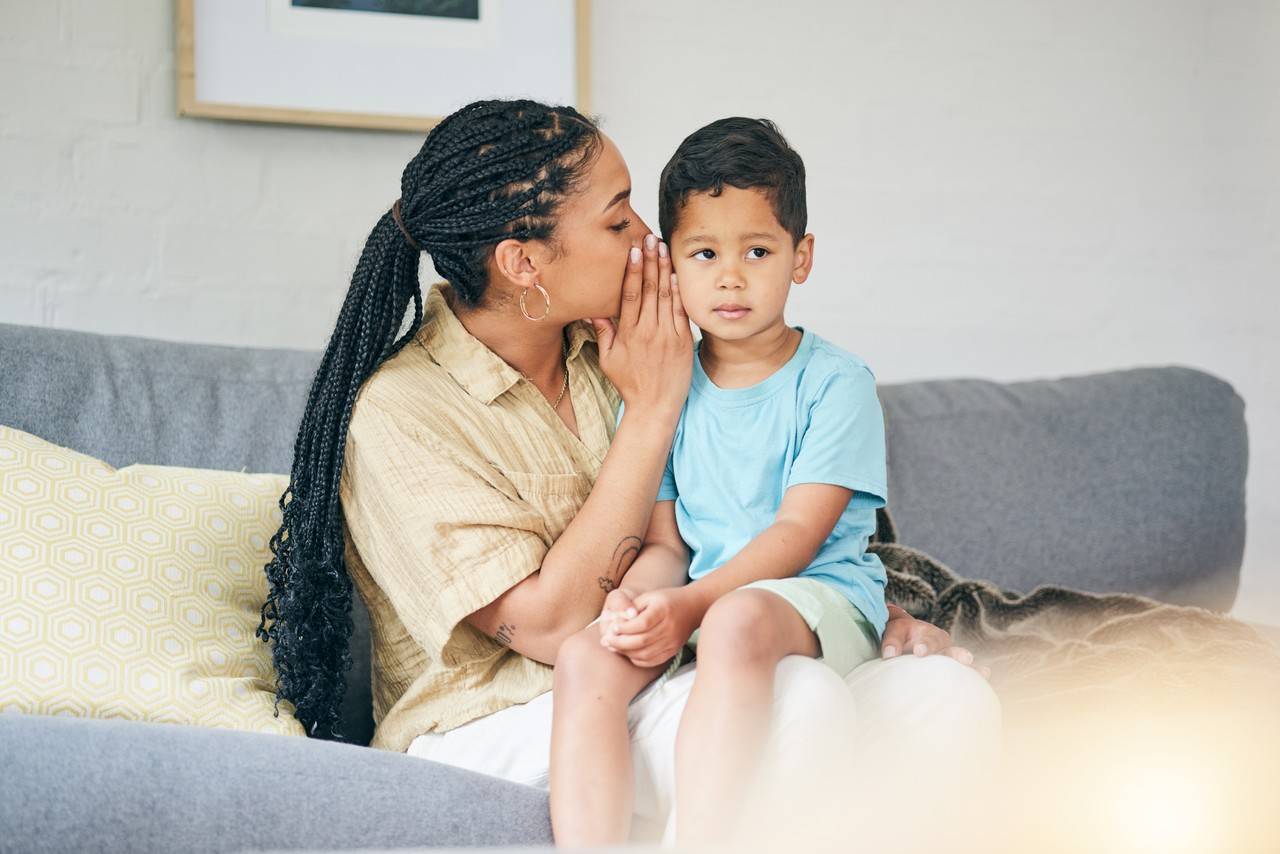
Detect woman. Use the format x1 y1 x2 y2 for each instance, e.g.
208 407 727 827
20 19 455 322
259 99 1000 845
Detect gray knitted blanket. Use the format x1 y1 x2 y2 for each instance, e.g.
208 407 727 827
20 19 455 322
870 507 1280 726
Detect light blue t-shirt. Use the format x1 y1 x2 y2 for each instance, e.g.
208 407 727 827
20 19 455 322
616 325 890 639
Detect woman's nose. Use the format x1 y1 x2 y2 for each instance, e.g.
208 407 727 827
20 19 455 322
629 215 654 244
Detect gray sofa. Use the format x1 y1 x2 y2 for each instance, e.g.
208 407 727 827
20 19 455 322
0 320 1269 853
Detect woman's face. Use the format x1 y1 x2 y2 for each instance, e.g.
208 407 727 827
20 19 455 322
536 133 653 321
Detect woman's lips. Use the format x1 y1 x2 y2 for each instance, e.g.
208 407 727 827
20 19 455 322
713 307 750 319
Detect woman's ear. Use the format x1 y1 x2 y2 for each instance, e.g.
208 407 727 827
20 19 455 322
492 238 542 288
791 233 815 285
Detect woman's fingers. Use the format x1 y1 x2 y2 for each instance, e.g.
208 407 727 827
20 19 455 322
588 317 615 353
667 272 689 336
655 237 673 325
881 619 948 658
640 233 660 328
909 629 948 656
880 618 911 658
618 240 643 331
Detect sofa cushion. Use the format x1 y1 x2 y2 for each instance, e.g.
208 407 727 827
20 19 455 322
879 366 1247 611
0 711 553 852
0 425 304 737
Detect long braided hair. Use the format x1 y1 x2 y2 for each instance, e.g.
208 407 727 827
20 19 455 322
257 99 602 739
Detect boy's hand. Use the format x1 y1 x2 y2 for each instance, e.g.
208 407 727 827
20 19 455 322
601 586 700 668
598 587 640 635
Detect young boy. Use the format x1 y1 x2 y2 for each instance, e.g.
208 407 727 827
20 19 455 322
550 117 890 847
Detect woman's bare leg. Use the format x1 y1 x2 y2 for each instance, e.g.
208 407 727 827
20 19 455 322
673 589 820 846
550 620 669 847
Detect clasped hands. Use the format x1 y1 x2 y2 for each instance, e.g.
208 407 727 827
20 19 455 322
597 585 698 670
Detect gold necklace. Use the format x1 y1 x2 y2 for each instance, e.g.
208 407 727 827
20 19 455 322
519 335 570 410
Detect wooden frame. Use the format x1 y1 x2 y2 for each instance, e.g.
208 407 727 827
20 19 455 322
175 0 591 133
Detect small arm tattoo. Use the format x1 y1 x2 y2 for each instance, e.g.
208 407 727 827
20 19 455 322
495 623 516 646
599 535 641 593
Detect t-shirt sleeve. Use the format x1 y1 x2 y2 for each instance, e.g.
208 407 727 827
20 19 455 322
785 365 888 510
656 447 677 501
339 402 549 664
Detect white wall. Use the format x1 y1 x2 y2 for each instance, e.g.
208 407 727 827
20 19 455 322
1 0 1276 623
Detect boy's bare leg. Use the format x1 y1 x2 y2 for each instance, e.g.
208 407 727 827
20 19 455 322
673 589 820 846
550 619 670 848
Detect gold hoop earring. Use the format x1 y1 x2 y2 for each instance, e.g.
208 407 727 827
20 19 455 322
519 283 551 322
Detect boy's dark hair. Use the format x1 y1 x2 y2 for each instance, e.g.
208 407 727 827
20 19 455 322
658 117 807 244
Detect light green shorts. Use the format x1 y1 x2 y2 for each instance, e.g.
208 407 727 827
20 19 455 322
649 577 881 691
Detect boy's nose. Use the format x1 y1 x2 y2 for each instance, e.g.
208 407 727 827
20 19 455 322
717 266 747 288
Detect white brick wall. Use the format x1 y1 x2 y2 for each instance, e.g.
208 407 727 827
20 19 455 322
1 0 1277 625
0 0 420 349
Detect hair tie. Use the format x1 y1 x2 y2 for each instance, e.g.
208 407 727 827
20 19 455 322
391 198 423 252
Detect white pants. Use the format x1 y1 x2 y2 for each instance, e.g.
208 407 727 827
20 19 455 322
408 653 1003 846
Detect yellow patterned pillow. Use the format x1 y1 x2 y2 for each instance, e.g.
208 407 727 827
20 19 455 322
0 425 304 737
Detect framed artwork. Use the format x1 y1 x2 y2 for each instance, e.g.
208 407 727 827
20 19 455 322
175 0 590 133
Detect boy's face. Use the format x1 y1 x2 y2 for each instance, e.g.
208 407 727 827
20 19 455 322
667 185 814 340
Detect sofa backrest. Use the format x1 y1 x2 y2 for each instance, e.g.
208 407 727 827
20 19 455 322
0 321 1248 747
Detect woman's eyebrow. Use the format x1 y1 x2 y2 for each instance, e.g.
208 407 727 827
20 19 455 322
602 188 631 213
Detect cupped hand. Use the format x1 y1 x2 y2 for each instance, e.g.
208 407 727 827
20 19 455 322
881 603 990 680
589 233 693 421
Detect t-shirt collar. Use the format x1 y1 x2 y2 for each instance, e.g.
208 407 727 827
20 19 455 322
416 281 596 405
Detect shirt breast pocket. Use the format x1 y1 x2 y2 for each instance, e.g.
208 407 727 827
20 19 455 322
502 469 592 541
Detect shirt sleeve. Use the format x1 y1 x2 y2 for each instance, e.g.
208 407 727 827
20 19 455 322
339 401 550 665
785 365 888 510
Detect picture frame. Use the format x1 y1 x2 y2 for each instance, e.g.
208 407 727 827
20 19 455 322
175 0 590 133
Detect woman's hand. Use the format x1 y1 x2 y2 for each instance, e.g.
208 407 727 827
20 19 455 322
589 233 693 422
881 603 990 679
600 585 699 669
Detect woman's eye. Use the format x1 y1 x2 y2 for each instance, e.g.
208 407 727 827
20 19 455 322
608 218 632 233
693 249 715 261
748 247 769 259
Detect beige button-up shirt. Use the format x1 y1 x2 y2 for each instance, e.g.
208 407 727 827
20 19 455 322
339 280 621 753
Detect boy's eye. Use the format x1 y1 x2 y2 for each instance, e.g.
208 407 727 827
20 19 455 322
608 218 632 233
693 249 716 261
747 247 769 259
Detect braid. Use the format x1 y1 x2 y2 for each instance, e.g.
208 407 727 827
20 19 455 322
256 99 600 739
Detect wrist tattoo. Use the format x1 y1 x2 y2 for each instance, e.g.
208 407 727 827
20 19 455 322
495 623 516 646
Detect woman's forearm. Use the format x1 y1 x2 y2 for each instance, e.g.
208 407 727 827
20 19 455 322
536 407 680 633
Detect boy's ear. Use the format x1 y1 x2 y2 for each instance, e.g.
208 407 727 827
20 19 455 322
791 233 816 285
492 238 544 288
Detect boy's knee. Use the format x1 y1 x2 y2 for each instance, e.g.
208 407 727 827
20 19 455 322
553 627 621 692
696 592 779 666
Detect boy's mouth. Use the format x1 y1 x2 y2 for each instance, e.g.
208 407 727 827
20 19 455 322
713 304 750 319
